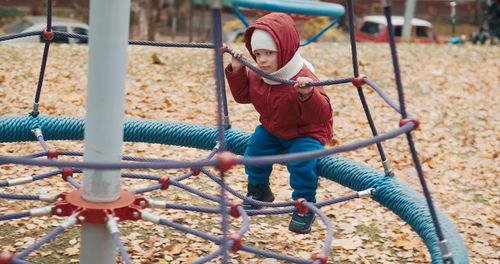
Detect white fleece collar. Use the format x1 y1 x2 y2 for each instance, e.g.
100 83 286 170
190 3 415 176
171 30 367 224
263 51 304 85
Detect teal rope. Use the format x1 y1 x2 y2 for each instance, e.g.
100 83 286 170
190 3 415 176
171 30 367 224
0 115 468 263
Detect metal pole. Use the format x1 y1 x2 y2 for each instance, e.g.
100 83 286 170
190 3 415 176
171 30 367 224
402 0 416 42
450 1 457 36
80 0 130 263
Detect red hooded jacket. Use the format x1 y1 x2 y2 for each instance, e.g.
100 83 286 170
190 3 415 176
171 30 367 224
225 13 333 144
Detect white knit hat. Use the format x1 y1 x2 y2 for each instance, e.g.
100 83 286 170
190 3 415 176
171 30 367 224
250 29 277 52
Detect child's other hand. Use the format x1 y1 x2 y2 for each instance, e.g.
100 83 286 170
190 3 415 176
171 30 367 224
294 77 313 96
223 44 244 71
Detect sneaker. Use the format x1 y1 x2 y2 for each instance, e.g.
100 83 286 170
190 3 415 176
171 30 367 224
242 183 274 209
288 211 316 234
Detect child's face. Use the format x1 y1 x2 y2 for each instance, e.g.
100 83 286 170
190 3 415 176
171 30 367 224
254 49 278 73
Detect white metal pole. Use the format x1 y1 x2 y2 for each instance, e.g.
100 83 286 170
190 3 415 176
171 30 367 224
402 0 416 42
80 0 130 263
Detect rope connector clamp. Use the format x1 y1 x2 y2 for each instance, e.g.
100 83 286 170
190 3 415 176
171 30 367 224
159 176 170 190
215 151 237 173
220 46 228 54
47 149 58 159
294 198 308 215
351 74 366 87
62 167 73 181
0 252 15 264
399 117 420 131
190 168 201 176
230 203 242 218
312 253 327 264
42 29 55 41
229 234 242 252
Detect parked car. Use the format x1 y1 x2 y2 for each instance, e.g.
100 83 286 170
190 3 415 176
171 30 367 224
355 15 440 43
1 16 89 44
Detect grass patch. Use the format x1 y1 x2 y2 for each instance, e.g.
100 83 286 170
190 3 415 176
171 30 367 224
355 223 382 242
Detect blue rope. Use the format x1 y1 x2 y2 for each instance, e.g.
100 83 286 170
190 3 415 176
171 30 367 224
0 211 31 221
111 232 132 264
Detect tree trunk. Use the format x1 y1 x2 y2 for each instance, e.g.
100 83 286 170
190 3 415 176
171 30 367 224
131 0 155 40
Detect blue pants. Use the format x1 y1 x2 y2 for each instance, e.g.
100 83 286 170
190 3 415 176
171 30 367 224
244 125 324 203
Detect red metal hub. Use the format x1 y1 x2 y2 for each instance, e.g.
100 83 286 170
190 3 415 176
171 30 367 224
52 189 146 224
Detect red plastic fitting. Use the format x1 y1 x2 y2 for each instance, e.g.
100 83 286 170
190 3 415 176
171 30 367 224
42 29 55 41
76 209 108 224
220 46 228 54
159 176 170 190
0 252 14 264
113 205 142 222
52 200 77 217
294 198 308 215
351 74 366 87
312 253 327 264
132 195 149 209
190 168 201 176
229 234 242 252
62 167 73 181
215 151 237 173
230 203 242 218
47 149 58 159
399 117 420 131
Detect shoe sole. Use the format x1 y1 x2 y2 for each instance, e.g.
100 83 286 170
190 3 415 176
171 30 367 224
288 216 316 234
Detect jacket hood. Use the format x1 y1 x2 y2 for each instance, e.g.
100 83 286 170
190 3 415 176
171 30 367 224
244 13 300 69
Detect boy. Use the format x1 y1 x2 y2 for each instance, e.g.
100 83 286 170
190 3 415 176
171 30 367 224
224 12 333 234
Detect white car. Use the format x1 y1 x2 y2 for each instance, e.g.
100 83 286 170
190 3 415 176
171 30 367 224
1 16 89 44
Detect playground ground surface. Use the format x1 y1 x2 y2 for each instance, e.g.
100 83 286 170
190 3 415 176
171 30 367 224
0 42 498 263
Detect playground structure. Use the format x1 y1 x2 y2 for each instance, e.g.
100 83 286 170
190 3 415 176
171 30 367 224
0 0 469 263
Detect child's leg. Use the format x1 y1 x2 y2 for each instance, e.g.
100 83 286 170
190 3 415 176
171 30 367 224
244 125 283 184
286 137 324 203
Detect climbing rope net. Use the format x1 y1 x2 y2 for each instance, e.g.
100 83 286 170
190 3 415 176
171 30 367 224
0 0 468 264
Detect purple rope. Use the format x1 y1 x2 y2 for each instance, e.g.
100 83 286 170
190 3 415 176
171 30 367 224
133 184 163 194
123 172 221 202
363 78 401 113
57 151 82 157
46 0 52 30
111 232 132 264
158 217 221 243
173 171 195 182
23 152 48 159
0 169 60 187
315 192 361 207
383 6 446 244
121 172 159 180
383 7 408 118
0 192 40 201
169 178 221 202
0 31 42 42
235 205 250 236
201 168 294 208
53 31 215 49
225 47 351 87
304 203 333 256
162 202 222 214
191 247 225 264
31 169 62 181
345 0 388 163
15 226 65 260
240 244 312 263
66 176 80 189
0 211 31 221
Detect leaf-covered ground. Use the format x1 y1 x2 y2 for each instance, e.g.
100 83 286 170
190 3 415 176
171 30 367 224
0 42 498 263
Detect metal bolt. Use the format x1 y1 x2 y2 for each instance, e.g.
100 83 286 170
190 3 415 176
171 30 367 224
139 200 146 208
78 216 86 222
55 208 62 215
132 212 139 219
